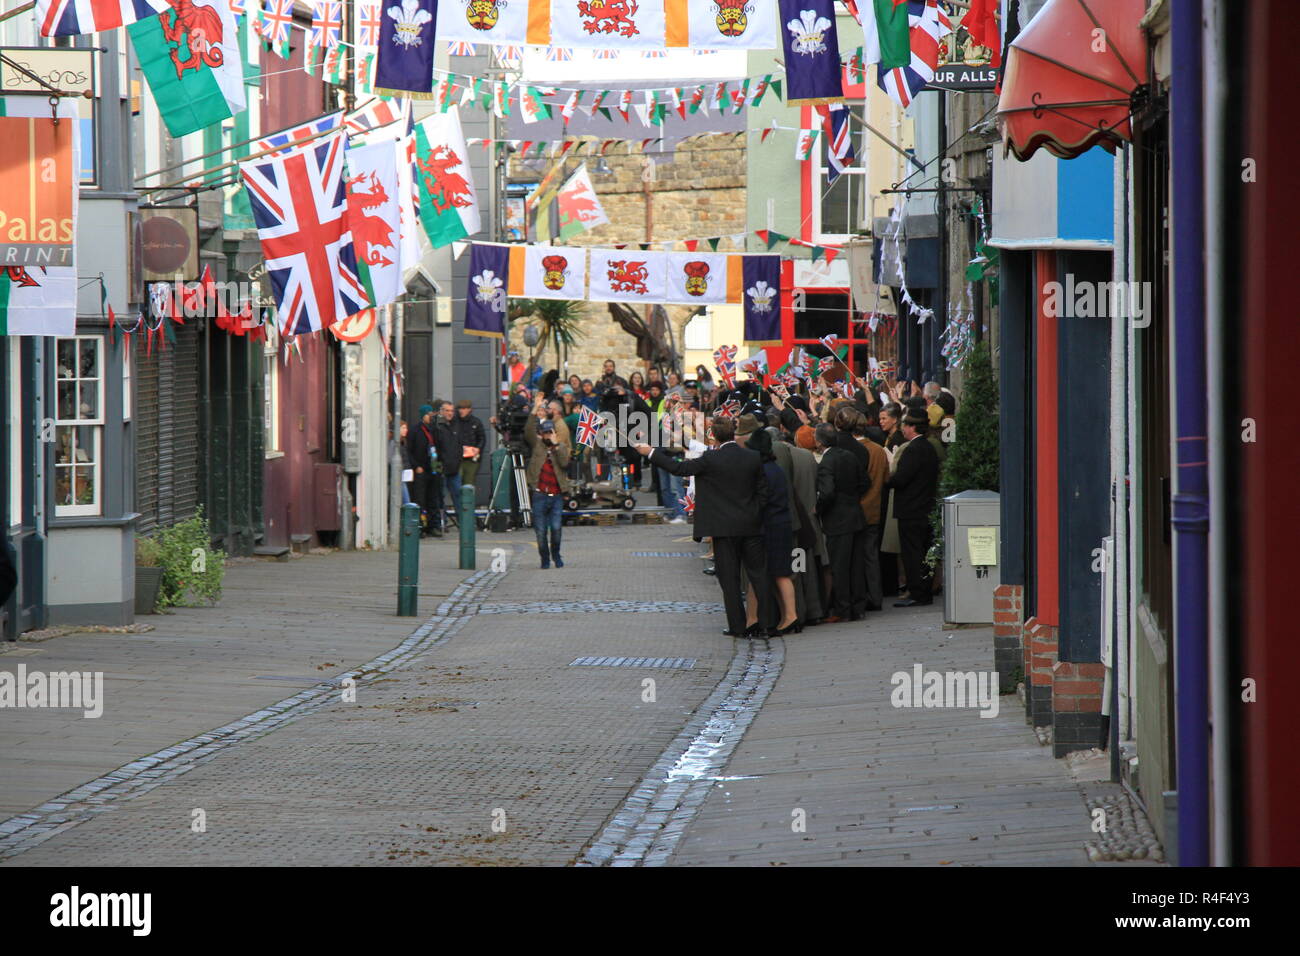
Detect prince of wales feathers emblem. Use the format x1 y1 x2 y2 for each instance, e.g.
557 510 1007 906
746 280 775 312
787 9 829 56
388 0 432 47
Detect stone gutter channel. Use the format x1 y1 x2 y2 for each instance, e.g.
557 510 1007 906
579 635 785 867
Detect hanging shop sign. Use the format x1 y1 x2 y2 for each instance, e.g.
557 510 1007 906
137 206 199 283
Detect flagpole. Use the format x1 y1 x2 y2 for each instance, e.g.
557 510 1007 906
0 2 35 25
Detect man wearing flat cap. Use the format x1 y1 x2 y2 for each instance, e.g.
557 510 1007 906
886 409 940 606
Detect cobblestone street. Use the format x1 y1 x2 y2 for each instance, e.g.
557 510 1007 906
1 522 1110 866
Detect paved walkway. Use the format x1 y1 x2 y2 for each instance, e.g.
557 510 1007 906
1 521 1106 866
669 608 1094 866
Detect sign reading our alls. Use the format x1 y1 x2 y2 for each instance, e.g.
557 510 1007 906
927 63 998 91
0 107 76 267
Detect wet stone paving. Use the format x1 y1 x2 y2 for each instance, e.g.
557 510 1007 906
0 523 1116 867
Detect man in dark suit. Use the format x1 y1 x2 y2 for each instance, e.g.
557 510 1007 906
887 409 941 606
636 417 772 637
815 423 869 622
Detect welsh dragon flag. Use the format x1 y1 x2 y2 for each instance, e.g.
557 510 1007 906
555 164 608 241
129 0 246 137
413 108 481 248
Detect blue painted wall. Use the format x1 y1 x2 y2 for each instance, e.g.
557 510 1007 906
1057 147 1116 244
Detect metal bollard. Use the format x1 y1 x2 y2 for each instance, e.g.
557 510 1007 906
458 484 476 570
397 502 420 616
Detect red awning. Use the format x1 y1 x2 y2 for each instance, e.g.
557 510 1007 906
997 0 1150 162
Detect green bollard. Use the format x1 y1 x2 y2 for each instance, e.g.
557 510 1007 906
458 484 476 570
398 502 420 616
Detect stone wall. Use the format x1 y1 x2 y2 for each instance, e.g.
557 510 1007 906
508 139 746 382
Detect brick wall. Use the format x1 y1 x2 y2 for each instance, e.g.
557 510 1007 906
993 584 1023 689
508 140 746 380
1024 617 1057 730
1052 661 1105 758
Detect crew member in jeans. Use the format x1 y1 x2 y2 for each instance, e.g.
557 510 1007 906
525 399 572 569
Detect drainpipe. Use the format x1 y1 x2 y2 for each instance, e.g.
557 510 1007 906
1202 0 1232 866
1170 0 1210 868
1109 145 1129 771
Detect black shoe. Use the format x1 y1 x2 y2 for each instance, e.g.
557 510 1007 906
702 566 717 576
743 623 763 638
893 598 933 608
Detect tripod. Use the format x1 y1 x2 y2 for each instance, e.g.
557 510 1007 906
489 448 532 528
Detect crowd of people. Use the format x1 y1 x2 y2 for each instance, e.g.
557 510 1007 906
403 351 957 635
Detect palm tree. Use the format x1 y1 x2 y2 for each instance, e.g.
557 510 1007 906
531 299 584 372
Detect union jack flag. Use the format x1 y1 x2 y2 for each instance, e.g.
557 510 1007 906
344 97 411 137
576 406 605 448
679 491 695 516
239 133 369 336
545 47 574 61
310 1 342 49
255 113 343 158
877 0 950 109
358 1 382 46
715 400 740 420
716 360 737 391
35 0 169 36
447 40 477 56
818 356 836 375
820 104 856 184
713 344 738 366
259 0 294 48
229 0 246 17
780 372 800 390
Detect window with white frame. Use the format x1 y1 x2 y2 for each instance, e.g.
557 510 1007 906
263 334 280 455
816 105 867 243
54 336 104 516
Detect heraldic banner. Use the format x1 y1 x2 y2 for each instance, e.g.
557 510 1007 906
588 249 669 303
742 254 782 345
376 0 439 97
465 243 510 338
777 0 844 104
507 246 588 300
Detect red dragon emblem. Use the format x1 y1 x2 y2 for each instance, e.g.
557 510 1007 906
557 189 600 231
345 172 396 268
607 260 649 296
541 255 568 291
2 266 42 288
576 0 639 38
417 146 474 214
682 261 710 296
160 0 225 80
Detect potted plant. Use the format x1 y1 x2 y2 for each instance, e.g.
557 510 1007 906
135 535 163 614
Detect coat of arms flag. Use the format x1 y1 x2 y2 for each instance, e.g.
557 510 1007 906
376 0 439 96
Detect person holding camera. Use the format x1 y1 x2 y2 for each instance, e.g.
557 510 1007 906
525 396 572 569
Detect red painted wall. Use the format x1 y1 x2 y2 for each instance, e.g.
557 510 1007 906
259 30 337 548
1241 0 1300 865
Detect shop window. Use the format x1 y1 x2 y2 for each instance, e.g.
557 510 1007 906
54 336 103 516
815 106 866 242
